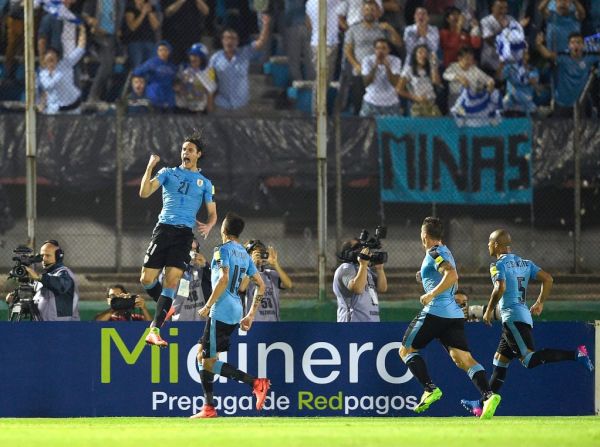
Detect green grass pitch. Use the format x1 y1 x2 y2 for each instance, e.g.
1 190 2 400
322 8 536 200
1 417 599 447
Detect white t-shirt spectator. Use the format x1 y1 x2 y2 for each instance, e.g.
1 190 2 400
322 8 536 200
403 24 440 59
480 14 518 71
401 65 436 101
306 0 341 47
361 54 402 106
443 61 493 106
337 0 383 27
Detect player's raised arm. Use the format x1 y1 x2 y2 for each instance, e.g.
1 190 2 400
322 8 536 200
530 269 553 316
139 154 162 198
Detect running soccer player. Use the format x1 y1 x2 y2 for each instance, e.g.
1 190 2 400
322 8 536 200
399 217 501 418
461 229 594 416
190 212 270 419
139 132 217 347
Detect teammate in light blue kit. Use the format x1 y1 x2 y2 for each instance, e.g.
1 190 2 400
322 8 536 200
461 229 594 416
399 217 501 418
139 132 218 347
191 213 270 419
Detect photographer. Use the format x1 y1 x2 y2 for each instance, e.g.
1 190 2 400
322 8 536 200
6 240 80 321
239 240 293 322
334 238 388 322
94 285 152 321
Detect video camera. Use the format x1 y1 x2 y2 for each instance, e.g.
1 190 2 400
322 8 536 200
245 240 269 260
9 245 42 282
340 226 388 265
109 294 139 312
7 246 43 321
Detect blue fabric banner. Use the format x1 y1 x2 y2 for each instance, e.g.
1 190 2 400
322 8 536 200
0 322 593 417
377 117 533 204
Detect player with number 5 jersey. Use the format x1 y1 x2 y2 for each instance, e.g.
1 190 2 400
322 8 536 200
138 131 218 348
460 229 594 417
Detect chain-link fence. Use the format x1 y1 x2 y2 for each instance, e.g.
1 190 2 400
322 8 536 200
0 0 599 287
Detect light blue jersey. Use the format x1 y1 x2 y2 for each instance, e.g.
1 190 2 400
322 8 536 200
154 167 214 229
210 241 257 325
555 54 600 107
490 253 541 326
420 245 464 319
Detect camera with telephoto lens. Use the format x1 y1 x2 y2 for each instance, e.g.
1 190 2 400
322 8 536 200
9 245 43 282
468 304 501 322
340 226 388 265
109 294 139 311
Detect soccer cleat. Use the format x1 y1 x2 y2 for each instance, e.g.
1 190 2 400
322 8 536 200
577 345 594 372
414 387 443 413
460 399 483 417
252 378 271 410
190 404 217 419
145 328 168 348
480 393 501 419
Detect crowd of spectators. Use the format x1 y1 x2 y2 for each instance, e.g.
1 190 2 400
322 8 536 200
0 0 597 117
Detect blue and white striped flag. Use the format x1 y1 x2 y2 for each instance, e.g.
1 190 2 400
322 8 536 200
34 0 82 24
451 88 502 127
496 22 526 63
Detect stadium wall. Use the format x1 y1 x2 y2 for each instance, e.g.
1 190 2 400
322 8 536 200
0 322 595 417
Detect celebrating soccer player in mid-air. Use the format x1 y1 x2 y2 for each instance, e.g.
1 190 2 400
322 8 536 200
399 217 501 419
461 229 594 416
190 212 270 419
139 131 217 347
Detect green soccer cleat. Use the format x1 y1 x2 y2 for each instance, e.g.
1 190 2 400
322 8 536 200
414 387 443 413
480 393 502 420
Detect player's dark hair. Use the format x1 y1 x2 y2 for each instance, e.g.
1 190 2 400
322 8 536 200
223 212 245 238
422 216 444 240
183 130 204 155
107 284 128 297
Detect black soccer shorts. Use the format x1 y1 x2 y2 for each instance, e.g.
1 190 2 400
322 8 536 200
496 321 535 359
402 311 470 352
200 318 239 358
143 223 194 271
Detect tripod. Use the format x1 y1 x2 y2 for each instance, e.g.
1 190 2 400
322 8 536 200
8 284 42 321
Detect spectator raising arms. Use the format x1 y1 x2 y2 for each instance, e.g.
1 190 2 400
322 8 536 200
123 0 161 69
397 44 442 117
133 41 178 111
209 14 271 112
536 31 599 117
161 0 210 64
360 38 402 117
38 25 87 114
540 0 585 53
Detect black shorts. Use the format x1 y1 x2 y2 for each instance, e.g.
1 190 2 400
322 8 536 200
200 318 238 358
497 321 535 359
402 311 470 352
143 223 194 271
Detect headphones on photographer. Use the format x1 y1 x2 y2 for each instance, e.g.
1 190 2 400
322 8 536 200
43 239 64 262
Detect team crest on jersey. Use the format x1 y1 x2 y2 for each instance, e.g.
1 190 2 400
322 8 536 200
197 179 204 187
